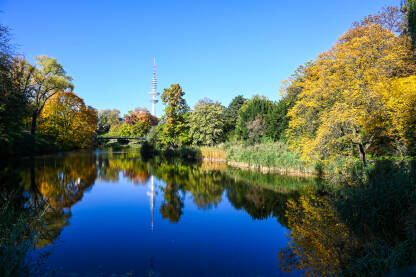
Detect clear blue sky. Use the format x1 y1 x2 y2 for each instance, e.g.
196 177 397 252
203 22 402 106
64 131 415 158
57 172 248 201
0 0 399 117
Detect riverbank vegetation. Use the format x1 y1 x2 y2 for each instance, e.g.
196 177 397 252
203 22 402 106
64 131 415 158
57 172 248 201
225 141 315 175
123 3 416 183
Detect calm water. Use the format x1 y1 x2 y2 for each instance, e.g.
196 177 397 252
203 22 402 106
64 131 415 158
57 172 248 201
5 149 413 276
1 149 318 277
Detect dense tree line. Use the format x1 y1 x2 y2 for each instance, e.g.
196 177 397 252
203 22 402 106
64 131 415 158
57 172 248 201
0 26 97 155
130 4 416 171
35 2 413 170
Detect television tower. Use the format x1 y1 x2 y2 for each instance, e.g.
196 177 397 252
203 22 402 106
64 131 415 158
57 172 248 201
149 57 159 116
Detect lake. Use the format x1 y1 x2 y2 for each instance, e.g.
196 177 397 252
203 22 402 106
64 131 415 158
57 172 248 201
2 148 414 277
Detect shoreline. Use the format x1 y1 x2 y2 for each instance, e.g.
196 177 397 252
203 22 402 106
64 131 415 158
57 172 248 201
202 157 318 178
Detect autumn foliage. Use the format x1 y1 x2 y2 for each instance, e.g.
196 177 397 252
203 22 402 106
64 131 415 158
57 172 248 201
38 91 97 149
285 19 416 165
124 107 158 130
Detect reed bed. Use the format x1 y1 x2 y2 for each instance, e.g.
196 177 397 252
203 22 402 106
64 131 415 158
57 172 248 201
200 147 226 162
225 141 316 175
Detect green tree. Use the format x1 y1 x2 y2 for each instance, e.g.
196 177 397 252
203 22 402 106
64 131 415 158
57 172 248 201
246 114 265 143
223 95 246 137
0 26 30 154
189 98 226 146
118 122 132 137
408 0 416 49
131 121 147 137
235 95 273 140
97 109 120 135
401 1 416 49
265 63 312 141
160 84 190 147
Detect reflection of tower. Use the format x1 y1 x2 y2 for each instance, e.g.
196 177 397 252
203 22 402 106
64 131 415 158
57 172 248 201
148 57 159 116
147 175 156 231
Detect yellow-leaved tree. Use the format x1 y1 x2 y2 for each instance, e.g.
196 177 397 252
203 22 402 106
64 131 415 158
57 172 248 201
379 76 416 156
286 22 415 165
38 91 97 149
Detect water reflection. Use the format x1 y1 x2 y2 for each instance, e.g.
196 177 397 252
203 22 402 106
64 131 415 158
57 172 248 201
0 152 98 276
279 160 416 277
2 149 313 276
279 190 359 277
3 149 413 276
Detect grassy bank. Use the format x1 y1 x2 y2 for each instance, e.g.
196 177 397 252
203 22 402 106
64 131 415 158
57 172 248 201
224 141 317 175
143 140 317 177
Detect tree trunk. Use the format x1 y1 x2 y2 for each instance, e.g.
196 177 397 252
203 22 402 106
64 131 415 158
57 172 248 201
31 112 38 136
357 144 367 166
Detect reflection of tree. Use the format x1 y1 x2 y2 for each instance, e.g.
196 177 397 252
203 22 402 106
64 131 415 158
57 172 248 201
152 162 185 223
1 152 100 275
35 153 97 209
225 180 297 225
160 182 184 223
278 161 416 277
97 150 150 185
184 168 225 209
20 152 98 248
36 209 71 248
279 191 358 277
0 164 58 276
150 160 305 223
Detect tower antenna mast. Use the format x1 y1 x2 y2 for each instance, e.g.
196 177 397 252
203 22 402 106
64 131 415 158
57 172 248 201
148 57 159 116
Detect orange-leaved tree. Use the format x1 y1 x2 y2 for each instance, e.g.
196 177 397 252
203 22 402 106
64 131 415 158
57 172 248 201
38 91 97 149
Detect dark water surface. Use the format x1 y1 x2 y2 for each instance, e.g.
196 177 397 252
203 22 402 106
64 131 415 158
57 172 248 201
2 149 319 277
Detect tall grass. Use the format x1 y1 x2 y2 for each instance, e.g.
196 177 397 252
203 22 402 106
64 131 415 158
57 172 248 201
200 147 226 162
225 141 316 174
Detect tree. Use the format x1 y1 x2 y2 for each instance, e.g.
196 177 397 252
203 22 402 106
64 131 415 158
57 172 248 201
188 99 226 146
223 95 246 137
123 107 158 133
235 95 273 140
160 84 190 147
118 107 158 138
20 56 74 137
97 109 120 135
403 0 416 49
353 6 405 33
380 76 416 156
287 23 416 165
0 26 30 154
118 122 132 137
246 114 265 143
38 91 97 149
